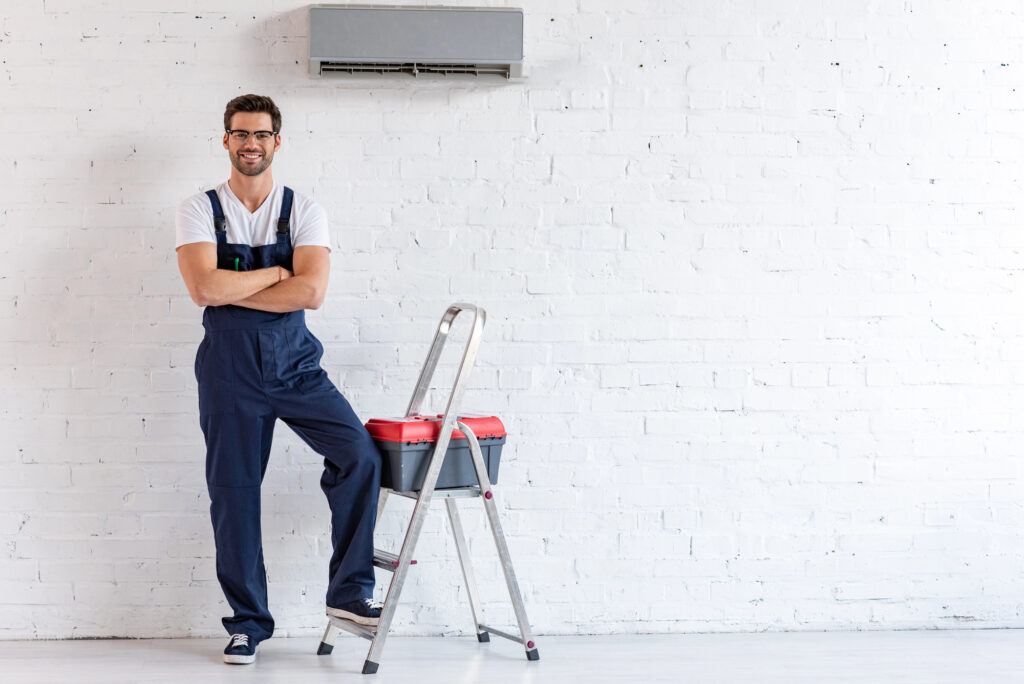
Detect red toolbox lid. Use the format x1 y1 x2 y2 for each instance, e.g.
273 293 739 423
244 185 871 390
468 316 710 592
365 414 506 444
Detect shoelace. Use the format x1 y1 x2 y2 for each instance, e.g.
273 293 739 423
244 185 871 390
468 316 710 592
228 634 250 649
364 598 383 611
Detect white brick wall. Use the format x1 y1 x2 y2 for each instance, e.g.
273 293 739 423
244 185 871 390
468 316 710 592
2 0 1024 639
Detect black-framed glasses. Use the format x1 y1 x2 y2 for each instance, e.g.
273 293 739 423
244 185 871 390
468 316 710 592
226 129 277 142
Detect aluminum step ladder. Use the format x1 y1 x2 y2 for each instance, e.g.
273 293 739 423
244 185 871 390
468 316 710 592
316 303 539 674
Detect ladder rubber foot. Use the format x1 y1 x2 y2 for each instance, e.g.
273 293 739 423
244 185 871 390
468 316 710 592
362 660 379 674
477 631 490 643
316 642 334 655
526 648 540 661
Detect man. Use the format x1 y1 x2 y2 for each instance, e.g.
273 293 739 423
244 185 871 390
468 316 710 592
176 94 381 665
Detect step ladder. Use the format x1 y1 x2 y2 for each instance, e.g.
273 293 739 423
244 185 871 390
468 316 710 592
316 303 540 674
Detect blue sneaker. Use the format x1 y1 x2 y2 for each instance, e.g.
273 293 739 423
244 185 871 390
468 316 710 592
223 633 257 664
326 598 383 626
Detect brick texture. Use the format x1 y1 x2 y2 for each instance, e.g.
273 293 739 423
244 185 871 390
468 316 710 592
2 0 1023 639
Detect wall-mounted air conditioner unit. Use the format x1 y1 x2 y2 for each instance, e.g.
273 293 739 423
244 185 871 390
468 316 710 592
309 5 524 79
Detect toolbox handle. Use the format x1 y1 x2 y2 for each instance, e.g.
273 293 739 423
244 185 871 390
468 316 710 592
405 303 486 423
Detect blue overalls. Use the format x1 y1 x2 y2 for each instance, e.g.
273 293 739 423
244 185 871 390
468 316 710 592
195 187 380 644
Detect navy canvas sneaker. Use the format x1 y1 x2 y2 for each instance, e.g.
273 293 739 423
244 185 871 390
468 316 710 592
223 633 257 664
326 597 383 626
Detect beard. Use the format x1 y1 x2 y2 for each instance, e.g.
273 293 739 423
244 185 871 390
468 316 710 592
230 148 274 176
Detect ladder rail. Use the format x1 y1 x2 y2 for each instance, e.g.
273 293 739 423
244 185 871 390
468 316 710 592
364 432 449 668
365 304 486 671
457 420 538 657
445 497 488 640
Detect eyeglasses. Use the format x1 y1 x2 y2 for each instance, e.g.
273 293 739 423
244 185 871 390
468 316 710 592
226 129 277 142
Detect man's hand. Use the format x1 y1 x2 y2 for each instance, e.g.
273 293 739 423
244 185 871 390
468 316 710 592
233 246 329 313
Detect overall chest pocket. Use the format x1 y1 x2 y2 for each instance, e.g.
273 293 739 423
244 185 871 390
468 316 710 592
217 252 254 272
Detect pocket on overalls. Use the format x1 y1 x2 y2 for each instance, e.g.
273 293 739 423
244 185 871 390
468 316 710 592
194 337 211 383
197 336 236 416
288 328 332 394
287 328 325 374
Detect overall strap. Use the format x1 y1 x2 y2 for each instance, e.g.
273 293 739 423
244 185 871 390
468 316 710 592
205 189 226 233
278 186 294 235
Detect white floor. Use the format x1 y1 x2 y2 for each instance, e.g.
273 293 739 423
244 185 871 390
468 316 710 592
1 630 1023 683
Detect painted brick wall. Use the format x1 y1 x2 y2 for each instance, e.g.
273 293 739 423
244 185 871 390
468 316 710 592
3 0 1024 638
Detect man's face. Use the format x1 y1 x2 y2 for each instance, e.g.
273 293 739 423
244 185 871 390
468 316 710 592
223 112 280 177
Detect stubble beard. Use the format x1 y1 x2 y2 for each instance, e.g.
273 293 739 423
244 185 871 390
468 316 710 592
230 149 273 177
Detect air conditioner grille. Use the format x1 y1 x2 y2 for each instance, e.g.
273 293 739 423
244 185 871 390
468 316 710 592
319 61 511 78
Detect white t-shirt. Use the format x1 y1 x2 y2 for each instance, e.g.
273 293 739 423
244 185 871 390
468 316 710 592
175 182 330 251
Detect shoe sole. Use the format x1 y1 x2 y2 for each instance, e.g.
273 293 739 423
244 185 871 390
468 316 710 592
326 607 380 626
224 646 257 664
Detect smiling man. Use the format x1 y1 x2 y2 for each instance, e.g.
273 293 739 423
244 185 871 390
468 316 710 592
175 94 381 665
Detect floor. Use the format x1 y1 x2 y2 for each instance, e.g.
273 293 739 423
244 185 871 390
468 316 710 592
1 630 1022 683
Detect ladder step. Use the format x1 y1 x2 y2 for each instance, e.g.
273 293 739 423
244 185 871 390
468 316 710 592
390 486 482 500
327 616 377 641
373 548 417 571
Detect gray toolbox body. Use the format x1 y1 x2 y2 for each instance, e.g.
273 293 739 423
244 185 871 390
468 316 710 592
365 414 505 492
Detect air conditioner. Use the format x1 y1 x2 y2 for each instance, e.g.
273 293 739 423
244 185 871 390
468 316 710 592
309 5 524 79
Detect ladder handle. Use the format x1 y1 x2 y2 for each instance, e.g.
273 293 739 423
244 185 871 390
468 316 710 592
405 303 486 419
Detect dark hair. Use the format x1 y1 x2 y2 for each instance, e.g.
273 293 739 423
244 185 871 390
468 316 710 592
223 94 282 133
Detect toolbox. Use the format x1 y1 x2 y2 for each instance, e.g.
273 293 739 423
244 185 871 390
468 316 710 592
365 414 506 492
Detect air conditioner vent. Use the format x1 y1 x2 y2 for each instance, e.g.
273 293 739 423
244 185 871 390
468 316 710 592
318 61 514 78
